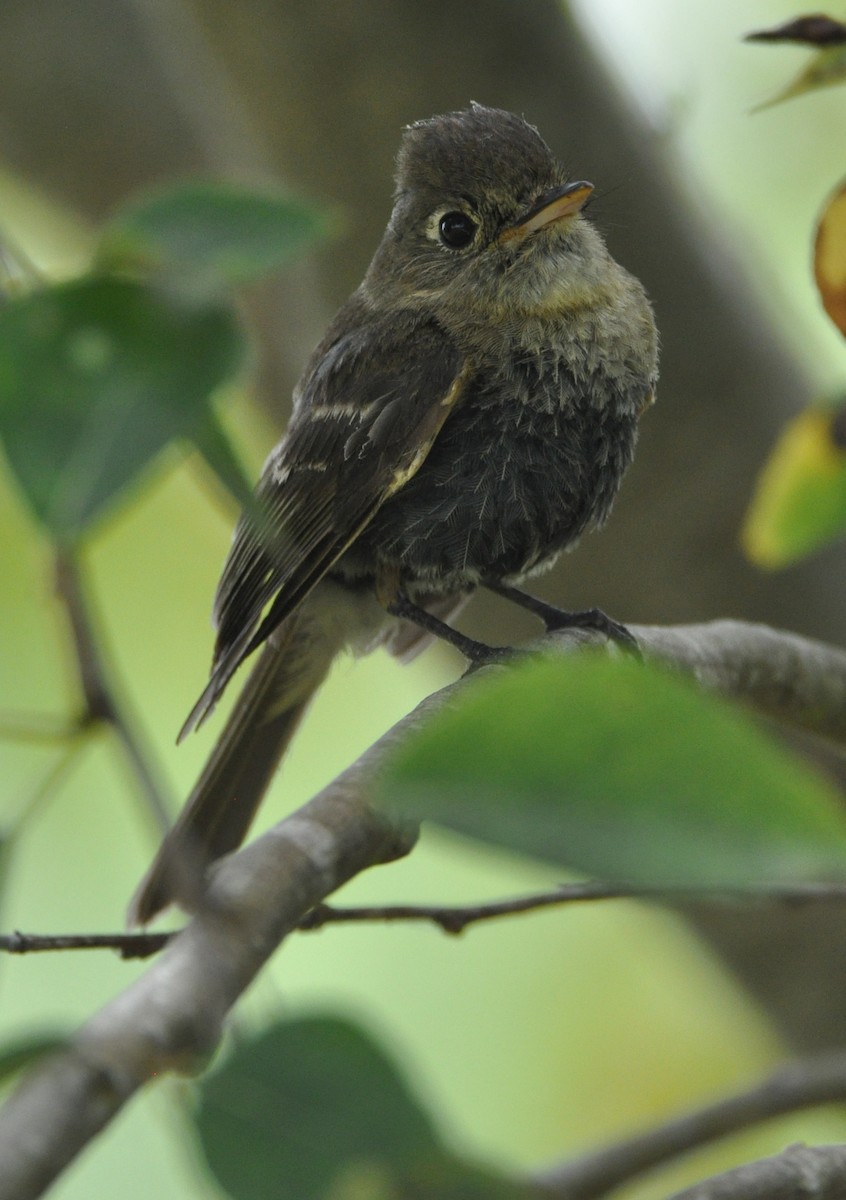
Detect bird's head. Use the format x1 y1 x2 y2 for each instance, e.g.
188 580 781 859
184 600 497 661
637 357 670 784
365 104 613 322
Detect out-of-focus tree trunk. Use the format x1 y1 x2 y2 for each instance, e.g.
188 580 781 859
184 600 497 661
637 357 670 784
0 0 843 1049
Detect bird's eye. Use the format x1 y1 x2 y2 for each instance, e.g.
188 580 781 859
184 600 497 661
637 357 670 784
438 211 477 249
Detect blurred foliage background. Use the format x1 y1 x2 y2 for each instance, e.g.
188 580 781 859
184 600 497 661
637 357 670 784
2 1 846 1197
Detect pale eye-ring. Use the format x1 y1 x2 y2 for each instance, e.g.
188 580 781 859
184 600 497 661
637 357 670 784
427 209 478 250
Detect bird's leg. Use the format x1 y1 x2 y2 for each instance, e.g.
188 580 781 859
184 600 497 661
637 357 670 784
485 581 640 654
385 589 513 666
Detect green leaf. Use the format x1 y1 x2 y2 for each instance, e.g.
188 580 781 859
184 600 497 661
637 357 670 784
0 1033 66 1084
0 276 246 539
194 1017 526 1200
377 655 846 888
195 1018 434 1200
0 231 40 300
99 181 328 289
742 404 846 567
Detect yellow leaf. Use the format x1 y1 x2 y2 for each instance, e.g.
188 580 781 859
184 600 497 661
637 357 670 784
815 181 846 337
742 406 846 567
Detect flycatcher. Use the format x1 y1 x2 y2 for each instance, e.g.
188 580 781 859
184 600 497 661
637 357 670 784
130 104 658 924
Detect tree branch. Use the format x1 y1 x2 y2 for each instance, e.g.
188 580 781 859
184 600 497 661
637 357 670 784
0 784 413 1200
0 618 844 1197
0 931 172 958
301 879 846 933
613 619 846 750
665 1143 846 1200
53 547 173 833
535 1052 846 1198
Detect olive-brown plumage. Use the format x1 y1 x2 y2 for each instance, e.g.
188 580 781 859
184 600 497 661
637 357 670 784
130 105 658 924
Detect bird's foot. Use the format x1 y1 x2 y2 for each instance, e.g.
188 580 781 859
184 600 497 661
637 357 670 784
484 582 639 656
387 592 515 666
542 605 640 655
462 641 522 674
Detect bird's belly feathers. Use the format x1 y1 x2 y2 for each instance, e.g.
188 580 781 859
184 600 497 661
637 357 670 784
338 376 640 593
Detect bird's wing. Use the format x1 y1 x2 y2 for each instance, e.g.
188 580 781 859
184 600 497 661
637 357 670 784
181 313 469 736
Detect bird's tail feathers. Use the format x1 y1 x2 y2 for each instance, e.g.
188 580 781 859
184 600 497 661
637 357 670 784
128 601 345 926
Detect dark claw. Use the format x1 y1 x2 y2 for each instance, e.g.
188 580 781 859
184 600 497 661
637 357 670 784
463 643 522 674
544 606 641 656
483 582 640 657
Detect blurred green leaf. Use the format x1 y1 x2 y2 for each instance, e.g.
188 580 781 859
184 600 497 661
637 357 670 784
195 1017 526 1200
0 1032 66 1084
196 1017 435 1200
0 229 40 300
742 404 846 567
99 181 329 289
0 276 246 539
377 655 846 887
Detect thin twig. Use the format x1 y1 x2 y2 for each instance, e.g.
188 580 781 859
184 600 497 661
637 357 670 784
53 546 172 833
0 714 83 744
302 880 846 934
12 736 92 833
6 878 846 959
0 931 172 960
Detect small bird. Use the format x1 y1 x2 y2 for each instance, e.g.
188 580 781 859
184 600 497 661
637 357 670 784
130 104 658 924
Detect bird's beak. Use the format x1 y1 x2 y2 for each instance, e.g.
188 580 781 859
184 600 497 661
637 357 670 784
499 180 594 244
